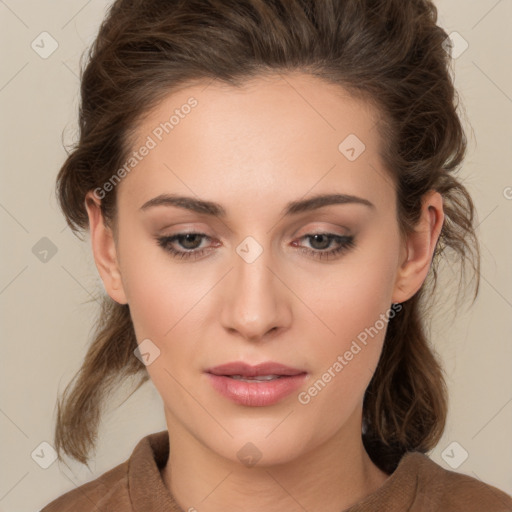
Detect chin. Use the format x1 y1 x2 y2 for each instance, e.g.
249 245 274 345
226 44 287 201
199 422 317 468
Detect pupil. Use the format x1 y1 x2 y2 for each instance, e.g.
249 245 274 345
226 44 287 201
311 234 329 250
182 234 200 249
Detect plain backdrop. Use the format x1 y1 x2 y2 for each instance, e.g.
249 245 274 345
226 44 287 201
0 1 511 510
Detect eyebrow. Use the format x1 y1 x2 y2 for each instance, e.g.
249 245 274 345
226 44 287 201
139 192 375 217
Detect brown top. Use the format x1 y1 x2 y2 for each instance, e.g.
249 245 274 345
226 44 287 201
40 430 512 512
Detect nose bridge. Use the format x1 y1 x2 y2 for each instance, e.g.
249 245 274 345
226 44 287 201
221 235 287 340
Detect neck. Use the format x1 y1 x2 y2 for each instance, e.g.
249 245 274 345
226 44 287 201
161 411 390 512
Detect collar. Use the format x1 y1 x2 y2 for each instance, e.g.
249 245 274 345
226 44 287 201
128 430 428 512
129 430 183 512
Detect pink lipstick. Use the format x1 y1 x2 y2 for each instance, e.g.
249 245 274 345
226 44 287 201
205 361 307 406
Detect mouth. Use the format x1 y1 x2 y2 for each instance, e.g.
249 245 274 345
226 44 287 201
205 361 307 378
225 374 289 382
204 361 308 406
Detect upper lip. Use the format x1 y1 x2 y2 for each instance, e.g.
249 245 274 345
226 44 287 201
205 362 306 377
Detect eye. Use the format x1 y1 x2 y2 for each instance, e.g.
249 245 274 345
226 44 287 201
156 232 214 260
292 233 355 260
155 232 355 261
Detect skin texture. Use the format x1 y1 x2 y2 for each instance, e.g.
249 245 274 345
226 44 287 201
85 72 444 512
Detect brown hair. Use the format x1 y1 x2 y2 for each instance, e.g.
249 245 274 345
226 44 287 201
54 0 480 474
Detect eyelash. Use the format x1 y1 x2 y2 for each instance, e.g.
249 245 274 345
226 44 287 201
156 232 355 261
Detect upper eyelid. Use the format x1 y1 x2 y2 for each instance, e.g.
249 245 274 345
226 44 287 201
152 212 355 235
160 221 352 237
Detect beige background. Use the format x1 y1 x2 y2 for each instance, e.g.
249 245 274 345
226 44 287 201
0 0 511 510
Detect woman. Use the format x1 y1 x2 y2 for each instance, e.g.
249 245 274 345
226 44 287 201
41 0 512 510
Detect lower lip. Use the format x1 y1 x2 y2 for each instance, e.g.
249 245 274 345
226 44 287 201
206 373 307 406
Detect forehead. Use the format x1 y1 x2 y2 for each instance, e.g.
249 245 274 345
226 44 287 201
118 72 393 212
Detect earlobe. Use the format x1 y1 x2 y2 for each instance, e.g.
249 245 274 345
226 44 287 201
84 191 128 305
391 190 444 304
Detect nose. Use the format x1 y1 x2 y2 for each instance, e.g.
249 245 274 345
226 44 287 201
220 241 291 342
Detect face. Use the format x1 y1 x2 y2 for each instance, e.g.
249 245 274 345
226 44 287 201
87 72 435 467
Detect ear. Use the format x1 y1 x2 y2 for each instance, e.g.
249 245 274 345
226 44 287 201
392 190 444 304
84 191 128 305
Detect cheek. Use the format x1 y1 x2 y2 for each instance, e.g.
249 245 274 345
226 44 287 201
117 228 196 339
296 241 399 403
121 264 172 340
302 248 397 350
118 236 215 390
122 257 203 404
